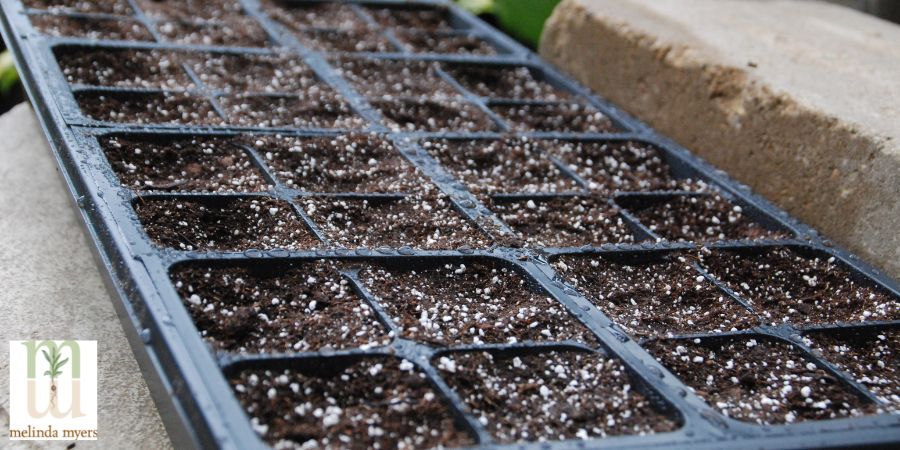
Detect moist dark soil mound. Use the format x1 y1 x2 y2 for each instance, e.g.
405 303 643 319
250 134 424 193
437 350 678 442
156 18 270 47
397 31 495 55
645 337 876 424
493 102 617 133
137 0 243 21
553 253 756 338
221 93 365 129
186 53 314 93
803 328 899 412
444 64 571 101
424 138 579 195
31 15 153 41
365 5 453 32
701 247 899 325
56 47 191 89
231 358 474 448
135 197 318 251
374 98 497 132
622 195 784 242
101 135 267 192
298 28 399 53
303 193 491 250
170 261 388 353
262 0 366 30
333 57 457 98
359 261 598 346
25 0 132 14
491 196 635 248
76 91 223 125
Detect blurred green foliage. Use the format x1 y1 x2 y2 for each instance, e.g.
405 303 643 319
456 0 561 46
0 50 18 96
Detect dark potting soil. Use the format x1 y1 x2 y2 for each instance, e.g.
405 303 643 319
359 261 598 346
55 47 192 90
701 247 900 326
332 57 458 98
803 328 899 412
76 91 223 125
249 134 425 193
491 196 635 248
30 15 153 41
397 31 495 55
423 138 580 195
24 0 132 15
437 350 678 442
220 93 365 129
135 197 319 251
645 337 876 424
493 102 617 133
303 193 491 250
553 253 756 338
230 358 474 449
170 261 389 353
298 28 400 53
444 64 571 101
186 53 314 94
156 18 270 47
365 5 453 33
621 195 785 242
262 0 367 30
374 98 498 132
101 135 267 193
136 0 243 22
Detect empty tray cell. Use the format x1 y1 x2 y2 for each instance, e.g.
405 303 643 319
547 140 702 193
100 135 267 192
170 261 388 353
493 102 617 133
297 28 399 53
492 196 635 248
30 14 153 41
75 91 223 126
374 98 497 132
365 5 454 32
186 52 314 93
424 138 579 195
803 328 899 412
397 30 495 55
332 57 458 98
553 253 756 338
135 197 318 251
24 0 132 14
701 247 900 325
230 357 474 448
55 47 191 89
621 194 785 242
359 260 598 346
157 18 270 47
646 337 875 424
444 64 571 101
262 0 367 30
221 92 365 129
303 194 491 250
437 350 678 442
250 134 424 193
136 0 244 21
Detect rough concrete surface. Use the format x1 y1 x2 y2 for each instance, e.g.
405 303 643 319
0 103 172 449
541 0 900 279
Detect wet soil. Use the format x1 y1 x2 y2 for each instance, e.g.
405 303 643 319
186 52 314 93
332 57 457 98
221 93 365 129
76 91 223 125
156 18 270 47
25 0 132 15
56 47 191 89
397 31 495 55
298 28 399 53
263 1 366 30
493 102 617 133
31 15 154 41
444 64 571 101
136 0 243 22
374 98 498 132
365 5 453 32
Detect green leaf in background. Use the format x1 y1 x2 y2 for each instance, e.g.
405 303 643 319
493 0 561 46
457 0 494 15
0 50 20 96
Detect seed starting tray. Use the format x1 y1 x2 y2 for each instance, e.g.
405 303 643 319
2 0 899 448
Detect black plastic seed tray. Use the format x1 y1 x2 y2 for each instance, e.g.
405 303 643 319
2 0 899 448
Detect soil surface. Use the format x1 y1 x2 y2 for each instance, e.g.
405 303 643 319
493 102 617 133
491 196 635 248
137 0 243 22
397 31 495 55
437 350 678 442
250 134 425 193
701 247 900 325
646 337 875 424
56 47 192 90
31 15 154 41
304 193 491 250
298 28 399 53
803 328 899 412
135 197 318 251
186 52 314 94
444 64 571 101
101 135 267 192
221 93 365 129
76 91 224 125
359 261 598 346
365 5 453 33
156 18 270 47
622 195 785 242
170 261 388 353
263 0 366 30
333 57 457 98
25 0 132 14
553 253 756 338
374 98 497 132
231 358 474 449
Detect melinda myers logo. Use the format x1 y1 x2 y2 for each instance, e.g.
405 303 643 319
9 341 97 440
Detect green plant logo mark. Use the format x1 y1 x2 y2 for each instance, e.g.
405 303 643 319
42 346 69 408
21 340 84 419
